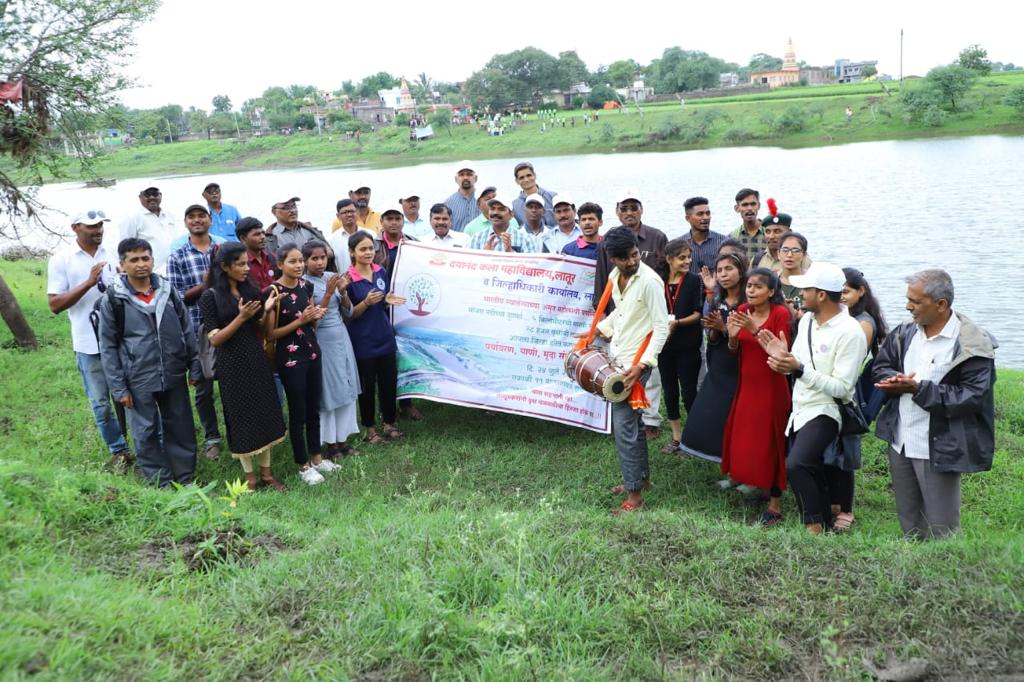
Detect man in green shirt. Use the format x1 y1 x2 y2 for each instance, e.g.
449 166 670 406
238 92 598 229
463 186 520 236
728 188 767 263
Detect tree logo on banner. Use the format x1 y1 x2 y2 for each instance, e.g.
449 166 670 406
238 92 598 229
405 274 441 317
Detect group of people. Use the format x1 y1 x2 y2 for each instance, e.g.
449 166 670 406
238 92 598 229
46 163 998 539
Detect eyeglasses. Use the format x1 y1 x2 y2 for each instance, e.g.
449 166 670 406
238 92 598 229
780 247 804 255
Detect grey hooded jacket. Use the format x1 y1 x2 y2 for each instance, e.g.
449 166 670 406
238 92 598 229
99 274 200 400
871 312 998 474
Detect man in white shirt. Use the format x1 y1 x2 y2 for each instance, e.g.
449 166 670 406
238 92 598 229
400 195 430 239
544 192 581 254
118 186 181 275
517 193 553 253
759 262 867 534
425 204 467 247
594 227 670 514
329 199 372 269
46 209 131 470
872 269 997 539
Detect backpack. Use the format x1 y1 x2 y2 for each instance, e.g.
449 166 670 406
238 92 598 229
89 287 124 344
88 283 187 345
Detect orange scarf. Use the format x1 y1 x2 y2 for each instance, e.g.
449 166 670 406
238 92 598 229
576 278 653 409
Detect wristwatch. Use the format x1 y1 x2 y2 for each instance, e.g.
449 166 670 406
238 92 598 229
792 363 804 379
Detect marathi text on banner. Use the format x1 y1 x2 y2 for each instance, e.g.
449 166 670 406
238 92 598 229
390 243 610 433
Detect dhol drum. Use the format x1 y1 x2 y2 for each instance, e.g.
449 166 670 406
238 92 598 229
564 346 630 402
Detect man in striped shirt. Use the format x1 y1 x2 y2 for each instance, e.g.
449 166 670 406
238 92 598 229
681 196 726 274
445 160 480 232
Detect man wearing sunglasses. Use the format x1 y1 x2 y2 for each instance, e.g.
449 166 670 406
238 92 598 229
47 209 132 472
119 186 181 275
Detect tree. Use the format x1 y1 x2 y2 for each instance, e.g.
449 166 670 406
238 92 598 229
463 68 518 111
0 0 159 349
557 50 590 89
605 59 643 88
1004 86 1024 116
212 95 232 114
926 64 977 110
356 72 398 99
958 44 991 75
862 65 878 78
587 84 619 109
485 47 561 103
747 53 783 72
428 110 453 137
650 47 729 93
190 109 212 139
412 72 433 102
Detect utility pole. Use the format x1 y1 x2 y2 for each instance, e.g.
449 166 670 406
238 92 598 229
900 29 904 83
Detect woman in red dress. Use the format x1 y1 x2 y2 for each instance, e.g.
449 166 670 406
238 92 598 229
721 267 793 526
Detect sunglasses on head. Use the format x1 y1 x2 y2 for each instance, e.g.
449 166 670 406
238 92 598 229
85 210 106 220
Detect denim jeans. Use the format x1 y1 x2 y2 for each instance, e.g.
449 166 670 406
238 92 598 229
611 374 650 492
75 352 129 455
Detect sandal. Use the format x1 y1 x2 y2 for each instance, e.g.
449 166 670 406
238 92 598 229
759 510 784 527
364 432 386 445
382 423 403 440
609 481 652 495
337 442 361 457
660 439 681 454
258 477 287 492
833 512 855 532
611 498 645 515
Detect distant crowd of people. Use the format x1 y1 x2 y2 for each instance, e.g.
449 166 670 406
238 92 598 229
46 160 998 539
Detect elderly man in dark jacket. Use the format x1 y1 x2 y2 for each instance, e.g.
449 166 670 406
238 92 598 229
872 269 997 539
100 238 201 487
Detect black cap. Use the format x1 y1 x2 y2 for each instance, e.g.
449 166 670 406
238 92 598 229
203 182 220 192
761 213 793 228
184 204 210 218
140 186 160 196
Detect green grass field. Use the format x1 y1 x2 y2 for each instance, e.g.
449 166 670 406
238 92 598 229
1 259 1022 679
14 72 1024 185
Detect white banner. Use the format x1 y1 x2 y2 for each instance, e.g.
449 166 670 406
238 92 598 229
390 242 610 432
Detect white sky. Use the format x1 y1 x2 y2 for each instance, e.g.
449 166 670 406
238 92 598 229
118 0 1020 111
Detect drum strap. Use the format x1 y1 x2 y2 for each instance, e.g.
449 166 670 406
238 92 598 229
577 278 654 409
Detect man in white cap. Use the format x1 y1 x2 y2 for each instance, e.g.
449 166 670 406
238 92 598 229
517 192 553 252
757 262 868 535
47 209 131 471
593 188 668 438
445 161 480 232
119 186 181 276
469 193 537 253
544 192 581 254
399 195 429 238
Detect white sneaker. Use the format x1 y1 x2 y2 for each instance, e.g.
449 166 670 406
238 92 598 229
299 466 325 486
314 459 341 474
716 479 736 490
736 484 758 495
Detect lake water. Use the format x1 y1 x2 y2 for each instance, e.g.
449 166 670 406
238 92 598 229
11 134 1023 367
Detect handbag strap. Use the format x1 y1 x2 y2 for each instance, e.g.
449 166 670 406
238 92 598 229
806 319 816 370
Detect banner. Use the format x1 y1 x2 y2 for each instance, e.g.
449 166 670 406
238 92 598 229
390 242 610 432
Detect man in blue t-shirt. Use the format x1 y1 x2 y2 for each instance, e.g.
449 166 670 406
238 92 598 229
202 182 242 241
560 201 603 260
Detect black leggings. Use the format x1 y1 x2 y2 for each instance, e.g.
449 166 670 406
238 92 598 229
658 347 701 420
356 353 398 427
278 358 322 465
786 415 840 525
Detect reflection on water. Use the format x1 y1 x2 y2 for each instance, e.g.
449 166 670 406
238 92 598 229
12 135 1023 366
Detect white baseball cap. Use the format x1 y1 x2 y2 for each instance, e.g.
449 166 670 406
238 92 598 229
455 160 475 174
616 188 642 204
789 262 845 293
70 209 111 225
523 192 545 207
486 193 515 210
552 192 575 208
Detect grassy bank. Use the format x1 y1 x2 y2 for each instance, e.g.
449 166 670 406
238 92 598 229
1 259 1022 679
19 73 1024 184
